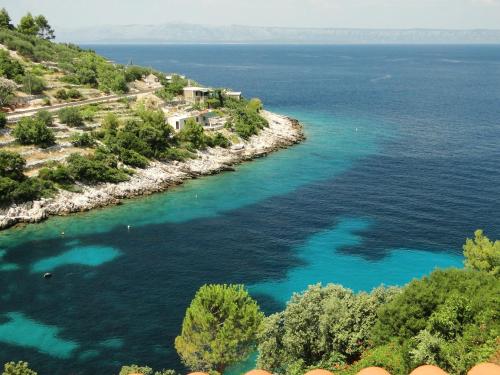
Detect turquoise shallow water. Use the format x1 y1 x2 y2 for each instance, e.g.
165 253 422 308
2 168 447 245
1 44 499 374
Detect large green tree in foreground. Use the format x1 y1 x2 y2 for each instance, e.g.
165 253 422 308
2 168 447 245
175 284 264 374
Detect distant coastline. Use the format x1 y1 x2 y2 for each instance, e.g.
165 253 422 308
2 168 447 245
57 24 500 44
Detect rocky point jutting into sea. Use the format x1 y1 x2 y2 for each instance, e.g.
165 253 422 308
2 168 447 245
0 111 304 230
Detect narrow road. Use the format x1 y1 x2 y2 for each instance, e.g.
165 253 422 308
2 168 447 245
6 88 157 123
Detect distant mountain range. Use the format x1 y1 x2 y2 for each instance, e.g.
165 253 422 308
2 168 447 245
57 24 500 44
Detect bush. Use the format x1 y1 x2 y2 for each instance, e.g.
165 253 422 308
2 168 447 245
178 118 206 149
257 284 398 375
58 107 84 127
372 269 500 374
66 151 129 183
54 88 68 100
35 109 53 126
0 150 25 180
66 88 82 99
21 73 45 95
13 116 55 147
206 132 230 148
0 112 6 128
70 132 95 148
0 49 24 79
119 148 149 168
38 163 74 185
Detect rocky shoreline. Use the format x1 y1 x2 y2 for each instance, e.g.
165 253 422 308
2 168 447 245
0 111 305 231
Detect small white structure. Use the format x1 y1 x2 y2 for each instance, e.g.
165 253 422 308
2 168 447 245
225 91 242 100
167 113 197 131
183 86 212 103
167 110 226 131
144 73 161 88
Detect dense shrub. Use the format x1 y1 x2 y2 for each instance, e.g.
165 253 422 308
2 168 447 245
66 88 82 99
206 132 230 148
21 73 45 95
118 149 149 168
58 107 84 127
0 150 25 180
66 151 129 183
372 269 499 374
0 150 54 206
257 284 398 375
178 118 206 149
0 111 6 128
0 49 24 79
70 132 95 148
35 109 53 126
124 65 151 82
12 116 55 147
225 98 268 139
54 88 68 100
38 163 74 185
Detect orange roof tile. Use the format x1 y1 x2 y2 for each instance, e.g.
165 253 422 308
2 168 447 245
468 363 500 375
410 365 449 375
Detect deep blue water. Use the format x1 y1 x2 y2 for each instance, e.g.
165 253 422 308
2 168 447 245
1 45 499 374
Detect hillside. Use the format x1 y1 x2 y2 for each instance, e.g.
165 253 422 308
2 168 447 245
0 11 304 228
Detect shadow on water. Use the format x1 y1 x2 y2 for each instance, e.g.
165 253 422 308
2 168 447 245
1 146 497 373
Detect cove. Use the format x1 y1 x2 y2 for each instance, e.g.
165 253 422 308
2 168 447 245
1 45 499 374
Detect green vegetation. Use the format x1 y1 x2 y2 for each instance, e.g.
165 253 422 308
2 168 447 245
58 107 84 127
0 111 6 127
118 365 177 375
13 115 55 147
0 49 24 80
257 231 500 375
0 150 54 206
257 285 398 375
155 74 188 101
463 229 499 276
178 118 206 149
2 361 37 375
66 151 129 183
225 97 268 139
21 73 46 95
0 8 13 30
175 284 264 374
70 132 96 148
55 88 82 101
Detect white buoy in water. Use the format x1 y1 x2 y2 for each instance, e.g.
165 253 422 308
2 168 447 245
355 127 358 132
61 231 65 236
43 272 52 279
127 225 131 231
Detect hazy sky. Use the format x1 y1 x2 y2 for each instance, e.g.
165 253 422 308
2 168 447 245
2 0 500 29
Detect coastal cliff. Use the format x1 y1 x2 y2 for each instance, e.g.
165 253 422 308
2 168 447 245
0 111 304 230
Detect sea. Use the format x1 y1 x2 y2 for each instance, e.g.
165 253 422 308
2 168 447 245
0 44 499 374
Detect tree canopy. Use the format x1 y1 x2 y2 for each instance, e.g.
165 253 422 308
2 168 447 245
2 361 37 375
175 284 264 374
257 284 398 375
463 229 499 276
0 8 13 30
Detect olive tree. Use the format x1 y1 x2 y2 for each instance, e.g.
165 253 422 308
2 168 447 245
257 284 399 375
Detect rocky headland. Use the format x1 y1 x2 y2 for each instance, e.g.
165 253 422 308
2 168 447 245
0 111 304 230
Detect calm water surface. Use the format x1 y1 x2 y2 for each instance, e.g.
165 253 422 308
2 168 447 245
1 45 499 374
